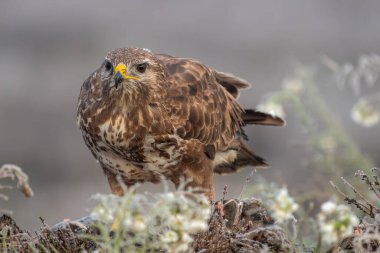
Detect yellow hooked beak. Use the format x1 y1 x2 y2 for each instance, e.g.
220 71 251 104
113 63 140 81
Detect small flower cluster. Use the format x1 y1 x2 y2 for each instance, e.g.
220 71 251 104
334 54 380 94
283 77 304 95
351 98 379 127
267 186 299 223
90 184 211 253
317 200 359 244
329 54 380 127
155 191 210 252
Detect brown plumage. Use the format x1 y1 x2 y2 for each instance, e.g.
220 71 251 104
77 47 284 200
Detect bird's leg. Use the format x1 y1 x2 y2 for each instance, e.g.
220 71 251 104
183 158 215 201
172 177 181 189
104 171 125 196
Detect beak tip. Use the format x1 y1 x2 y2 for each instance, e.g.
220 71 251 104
114 71 124 87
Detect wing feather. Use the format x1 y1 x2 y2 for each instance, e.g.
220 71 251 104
215 71 251 98
156 55 243 150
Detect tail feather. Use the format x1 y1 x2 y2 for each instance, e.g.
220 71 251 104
242 109 285 126
214 70 285 126
213 71 283 174
213 140 268 175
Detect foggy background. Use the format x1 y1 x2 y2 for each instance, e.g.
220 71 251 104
0 0 379 231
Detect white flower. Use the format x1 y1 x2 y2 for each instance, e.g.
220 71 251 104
174 243 189 253
269 187 299 223
201 207 211 218
318 200 359 244
169 214 186 227
185 220 208 233
321 200 337 213
132 215 146 232
90 206 115 224
283 78 304 94
164 192 175 201
351 99 379 127
89 209 103 220
162 230 179 243
180 233 193 244
257 101 285 119
123 217 132 227
163 232 192 253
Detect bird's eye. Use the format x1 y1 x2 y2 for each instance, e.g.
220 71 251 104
104 60 113 73
136 63 148 74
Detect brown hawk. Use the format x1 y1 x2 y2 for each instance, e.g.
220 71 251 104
77 47 284 200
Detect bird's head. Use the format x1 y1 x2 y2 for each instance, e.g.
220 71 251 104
97 48 165 99
78 47 166 122
81 48 165 107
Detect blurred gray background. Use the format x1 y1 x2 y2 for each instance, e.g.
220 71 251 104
1 0 379 231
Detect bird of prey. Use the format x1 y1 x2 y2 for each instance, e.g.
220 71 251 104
77 47 284 200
